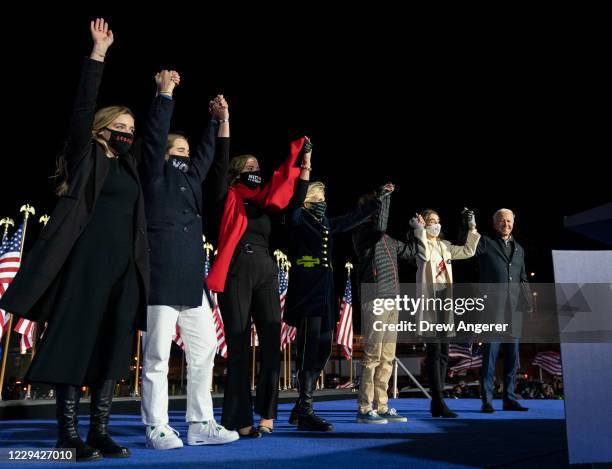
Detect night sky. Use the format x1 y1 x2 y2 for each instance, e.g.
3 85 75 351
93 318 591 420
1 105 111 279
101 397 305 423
1 12 609 289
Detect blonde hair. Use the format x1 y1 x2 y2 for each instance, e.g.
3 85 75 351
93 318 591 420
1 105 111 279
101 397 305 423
165 132 189 161
304 181 326 205
228 154 257 186
55 106 135 196
92 106 135 155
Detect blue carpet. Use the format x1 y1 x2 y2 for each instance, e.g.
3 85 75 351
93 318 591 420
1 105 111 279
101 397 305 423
0 398 567 468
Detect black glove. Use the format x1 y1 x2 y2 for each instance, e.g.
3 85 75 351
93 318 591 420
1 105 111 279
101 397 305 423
302 139 313 154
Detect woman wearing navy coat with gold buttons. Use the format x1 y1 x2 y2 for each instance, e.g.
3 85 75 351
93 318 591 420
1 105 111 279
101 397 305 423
284 178 380 431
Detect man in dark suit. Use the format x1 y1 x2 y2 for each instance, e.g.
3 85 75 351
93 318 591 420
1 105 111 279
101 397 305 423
476 208 531 413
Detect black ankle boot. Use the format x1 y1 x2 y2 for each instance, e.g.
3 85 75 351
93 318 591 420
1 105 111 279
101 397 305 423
86 380 130 458
293 370 333 432
430 395 458 418
55 384 102 462
289 370 308 425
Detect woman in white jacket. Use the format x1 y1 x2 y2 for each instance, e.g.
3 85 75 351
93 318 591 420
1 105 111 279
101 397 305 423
410 209 480 418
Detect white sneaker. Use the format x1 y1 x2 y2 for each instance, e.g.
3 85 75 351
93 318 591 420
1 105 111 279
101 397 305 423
187 421 239 445
145 424 184 450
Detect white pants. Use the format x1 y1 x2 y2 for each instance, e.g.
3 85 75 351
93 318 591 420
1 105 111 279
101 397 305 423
141 300 217 425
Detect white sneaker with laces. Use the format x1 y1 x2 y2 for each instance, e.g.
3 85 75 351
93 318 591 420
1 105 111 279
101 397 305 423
145 424 184 450
187 421 239 445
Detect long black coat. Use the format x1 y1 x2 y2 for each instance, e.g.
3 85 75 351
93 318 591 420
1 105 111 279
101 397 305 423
476 234 532 333
284 198 380 330
0 58 150 330
137 96 217 306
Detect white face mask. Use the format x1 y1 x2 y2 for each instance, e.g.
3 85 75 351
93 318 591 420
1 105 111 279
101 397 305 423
426 223 441 237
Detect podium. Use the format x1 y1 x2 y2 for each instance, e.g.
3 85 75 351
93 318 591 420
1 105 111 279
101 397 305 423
552 202 612 464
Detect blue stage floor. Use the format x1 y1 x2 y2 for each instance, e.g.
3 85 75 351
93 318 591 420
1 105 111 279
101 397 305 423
0 398 567 468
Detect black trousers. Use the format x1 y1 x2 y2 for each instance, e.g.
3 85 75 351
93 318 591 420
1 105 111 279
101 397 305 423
218 247 281 430
296 316 333 373
425 288 450 397
426 342 449 396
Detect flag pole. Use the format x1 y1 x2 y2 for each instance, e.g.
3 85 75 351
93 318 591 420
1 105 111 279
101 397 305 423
288 342 292 390
251 326 256 391
276 251 288 391
180 347 186 395
282 256 289 391
283 347 288 390
0 205 35 398
284 258 293 390
24 215 49 399
345 262 354 389
133 332 142 397
0 218 14 240
274 250 283 391
0 217 15 400
203 239 216 391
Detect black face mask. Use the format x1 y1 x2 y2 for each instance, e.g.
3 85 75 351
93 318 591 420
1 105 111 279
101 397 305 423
308 201 327 219
239 170 263 189
170 155 190 173
105 128 134 155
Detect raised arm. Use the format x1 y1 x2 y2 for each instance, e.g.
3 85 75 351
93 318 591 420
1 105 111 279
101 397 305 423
190 95 229 183
138 70 178 178
329 196 381 234
447 212 481 260
447 230 481 260
409 214 430 262
397 224 428 262
287 138 313 214
205 96 231 219
64 18 114 168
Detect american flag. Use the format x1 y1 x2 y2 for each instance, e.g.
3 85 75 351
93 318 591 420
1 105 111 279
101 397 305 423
172 323 185 350
336 275 353 360
448 349 483 377
279 268 296 350
250 322 259 347
205 251 227 358
335 380 356 389
449 343 473 359
532 351 562 376
0 224 24 340
211 292 227 358
14 317 34 354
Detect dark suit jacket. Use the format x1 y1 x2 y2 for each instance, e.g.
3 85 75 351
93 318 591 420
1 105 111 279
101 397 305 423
476 234 532 334
0 58 149 329
137 95 217 306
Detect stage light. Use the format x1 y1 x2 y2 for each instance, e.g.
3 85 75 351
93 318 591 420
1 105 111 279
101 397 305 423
530 272 535 277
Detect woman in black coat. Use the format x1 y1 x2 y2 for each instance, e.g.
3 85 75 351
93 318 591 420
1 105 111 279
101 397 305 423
0 19 147 461
284 180 380 431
